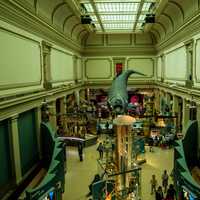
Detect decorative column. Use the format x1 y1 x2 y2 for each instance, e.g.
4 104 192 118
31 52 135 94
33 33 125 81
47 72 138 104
161 54 165 82
49 101 57 131
10 115 22 184
172 95 179 131
42 41 52 89
184 39 194 87
160 90 166 115
154 89 160 112
165 93 171 105
60 97 66 115
35 107 42 159
73 55 78 83
182 98 190 134
74 90 80 106
172 95 179 115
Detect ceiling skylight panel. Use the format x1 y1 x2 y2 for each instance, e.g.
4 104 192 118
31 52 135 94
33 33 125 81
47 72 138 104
139 14 146 21
142 2 152 12
104 23 133 30
90 15 97 21
101 15 136 21
94 23 101 30
84 3 93 12
96 2 139 12
136 22 144 29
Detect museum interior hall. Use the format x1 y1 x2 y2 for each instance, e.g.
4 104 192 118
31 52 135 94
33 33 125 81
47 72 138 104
1 0 200 200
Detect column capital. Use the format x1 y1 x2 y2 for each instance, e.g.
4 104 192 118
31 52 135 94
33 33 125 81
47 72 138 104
10 114 19 121
42 40 52 54
73 55 78 60
184 39 194 48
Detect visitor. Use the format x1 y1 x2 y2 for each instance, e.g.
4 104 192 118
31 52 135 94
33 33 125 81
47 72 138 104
97 142 104 159
86 174 101 197
77 142 83 161
162 170 169 193
166 184 176 200
149 137 154 152
164 192 173 200
155 186 164 200
150 174 157 194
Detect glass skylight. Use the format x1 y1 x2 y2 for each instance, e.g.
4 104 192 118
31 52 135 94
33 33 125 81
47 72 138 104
142 2 152 12
96 2 139 12
101 15 136 21
104 23 133 30
84 3 93 12
93 23 101 29
136 22 144 29
80 0 156 33
90 15 98 21
139 14 146 21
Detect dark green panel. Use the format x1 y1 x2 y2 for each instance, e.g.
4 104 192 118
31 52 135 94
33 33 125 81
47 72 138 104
18 109 39 175
0 120 12 187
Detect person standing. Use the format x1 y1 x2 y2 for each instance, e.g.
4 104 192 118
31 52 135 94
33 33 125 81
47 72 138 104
97 142 104 159
162 170 169 193
155 186 164 200
166 184 176 200
150 174 157 194
78 142 83 161
149 137 154 152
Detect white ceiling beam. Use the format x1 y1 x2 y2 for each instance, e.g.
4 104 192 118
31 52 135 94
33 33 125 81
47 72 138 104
89 0 105 32
133 0 145 31
80 0 156 3
86 11 150 15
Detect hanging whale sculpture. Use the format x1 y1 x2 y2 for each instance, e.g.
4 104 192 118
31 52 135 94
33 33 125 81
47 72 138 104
107 69 145 114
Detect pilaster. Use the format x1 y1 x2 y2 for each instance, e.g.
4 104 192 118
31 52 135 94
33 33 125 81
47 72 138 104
60 97 66 115
154 89 160 112
42 41 52 89
73 55 78 82
160 54 165 82
74 90 80 106
35 107 42 159
172 95 179 115
10 115 22 184
182 98 190 134
184 39 194 87
49 101 57 131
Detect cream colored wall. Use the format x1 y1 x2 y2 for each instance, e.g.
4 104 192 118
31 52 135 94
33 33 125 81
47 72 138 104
127 57 154 80
84 56 155 82
156 56 162 80
84 58 113 80
164 45 187 82
193 33 200 88
85 33 154 47
0 19 44 96
51 47 74 85
156 30 200 88
83 33 155 56
0 19 83 97
77 57 83 80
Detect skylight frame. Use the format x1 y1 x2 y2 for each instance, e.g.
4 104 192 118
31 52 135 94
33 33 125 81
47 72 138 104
81 0 156 33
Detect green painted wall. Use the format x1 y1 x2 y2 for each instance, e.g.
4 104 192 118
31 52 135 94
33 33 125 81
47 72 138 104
0 120 12 187
18 109 39 175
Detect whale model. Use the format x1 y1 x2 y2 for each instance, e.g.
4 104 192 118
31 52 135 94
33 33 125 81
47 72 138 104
107 69 145 114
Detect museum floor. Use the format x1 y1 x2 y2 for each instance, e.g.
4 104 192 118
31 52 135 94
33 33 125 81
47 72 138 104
63 139 174 200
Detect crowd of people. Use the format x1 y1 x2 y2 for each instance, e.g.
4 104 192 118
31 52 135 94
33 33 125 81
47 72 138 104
150 170 176 200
